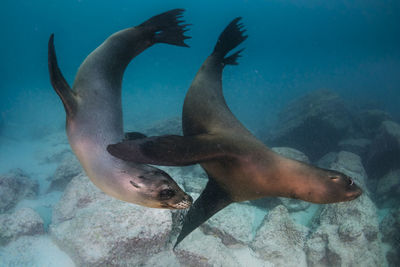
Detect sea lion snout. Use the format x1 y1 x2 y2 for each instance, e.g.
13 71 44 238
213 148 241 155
167 194 193 209
321 169 363 202
346 187 363 200
131 168 193 209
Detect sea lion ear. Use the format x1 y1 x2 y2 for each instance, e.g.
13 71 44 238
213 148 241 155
107 134 234 166
124 132 147 141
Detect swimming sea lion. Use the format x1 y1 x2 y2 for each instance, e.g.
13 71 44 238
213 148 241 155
107 18 362 246
48 9 192 209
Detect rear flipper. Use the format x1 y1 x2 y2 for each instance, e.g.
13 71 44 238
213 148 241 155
139 8 191 47
174 177 233 249
107 134 237 166
48 34 77 117
212 17 247 65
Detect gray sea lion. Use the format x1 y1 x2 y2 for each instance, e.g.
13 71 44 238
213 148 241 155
107 18 362 246
48 9 192 209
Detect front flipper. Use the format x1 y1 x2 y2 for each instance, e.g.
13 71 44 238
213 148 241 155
174 177 233 249
107 134 236 166
48 34 77 117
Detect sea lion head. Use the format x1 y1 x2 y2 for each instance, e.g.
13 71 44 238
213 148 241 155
120 166 193 209
312 168 363 203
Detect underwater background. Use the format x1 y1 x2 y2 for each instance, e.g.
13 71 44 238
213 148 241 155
1 0 400 266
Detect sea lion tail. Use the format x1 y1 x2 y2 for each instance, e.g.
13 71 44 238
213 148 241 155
212 17 247 65
139 9 191 47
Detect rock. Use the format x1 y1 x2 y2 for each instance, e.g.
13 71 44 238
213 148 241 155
0 235 74 267
142 251 180 267
306 150 384 266
269 89 354 160
376 169 400 203
202 203 262 245
181 165 208 194
47 152 83 192
42 148 71 164
142 116 182 136
252 147 311 212
39 132 70 164
50 174 173 266
251 205 309 267
161 165 208 195
338 138 371 158
354 109 392 138
306 194 384 266
380 208 400 267
380 209 400 267
0 208 44 246
0 169 39 213
175 229 256 267
366 120 400 179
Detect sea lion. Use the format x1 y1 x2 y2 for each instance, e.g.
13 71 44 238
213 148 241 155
48 9 192 209
107 18 362 246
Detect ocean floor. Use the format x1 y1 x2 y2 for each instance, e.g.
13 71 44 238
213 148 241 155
1 95 400 266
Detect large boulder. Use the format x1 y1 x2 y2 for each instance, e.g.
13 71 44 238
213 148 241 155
354 109 392 139
0 235 74 266
380 208 400 267
39 132 70 164
174 229 240 267
250 205 309 267
0 169 39 213
175 228 267 267
366 120 400 179
47 152 82 192
338 138 371 159
376 169 400 205
160 165 207 195
50 173 174 266
268 89 354 160
202 203 262 245
0 208 44 246
306 151 384 266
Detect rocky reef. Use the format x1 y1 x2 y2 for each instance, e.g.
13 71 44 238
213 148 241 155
267 89 354 160
380 208 400 267
47 152 83 192
44 141 387 266
0 207 44 246
0 169 38 213
1 90 399 266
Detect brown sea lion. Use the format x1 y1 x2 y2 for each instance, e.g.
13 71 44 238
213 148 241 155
107 17 362 246
48 9 192 209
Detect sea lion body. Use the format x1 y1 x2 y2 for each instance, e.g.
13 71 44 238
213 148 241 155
108 18 362 245
48 9 192 209
182 51 358 204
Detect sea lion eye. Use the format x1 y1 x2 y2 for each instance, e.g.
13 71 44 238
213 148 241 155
349 179 354 186
159 189 175 200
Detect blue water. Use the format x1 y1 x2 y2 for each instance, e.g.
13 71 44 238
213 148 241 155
1 0 400 266
1 0 399 138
